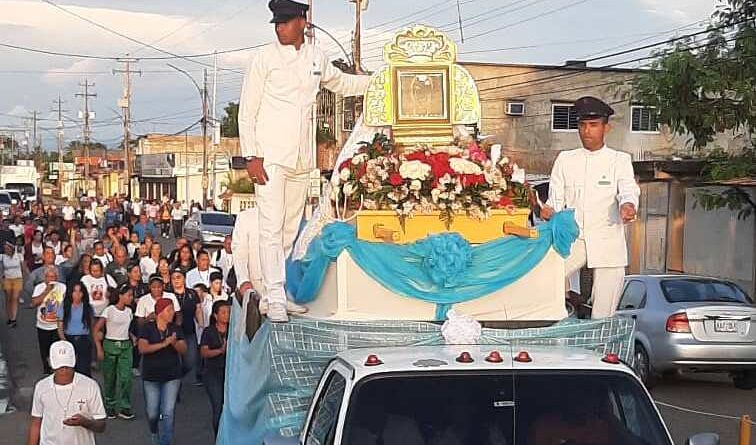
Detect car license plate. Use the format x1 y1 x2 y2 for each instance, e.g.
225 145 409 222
714 320 740 333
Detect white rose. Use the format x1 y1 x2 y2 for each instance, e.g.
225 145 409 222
340 168 351 181
399 160 431 180
343 182 355 196
352 153 368 165
450 158 482 175
498 156 510 166
410 180 422 191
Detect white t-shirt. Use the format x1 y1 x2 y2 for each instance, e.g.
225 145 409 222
62 205 76 221
212 250 234 288
83 208 97 224
9 223 23 237
139 257 159 283
92 253 112 268
186 267 220 289
31 373 106 445
135 292 181 318
100 305 133 340
132 202 142 216
1 252 23 279
171 208 184 221
80 275 117 317
46 241 62 256
33 282 67 330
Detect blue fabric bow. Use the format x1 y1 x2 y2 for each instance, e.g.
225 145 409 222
286 210 578 320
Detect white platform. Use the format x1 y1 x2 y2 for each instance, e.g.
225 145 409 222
304 249 567 321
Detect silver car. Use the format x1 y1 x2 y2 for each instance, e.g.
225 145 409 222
616 275 756 389
183 211 235 246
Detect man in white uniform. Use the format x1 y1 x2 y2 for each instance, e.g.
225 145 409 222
239 0 371 321
541 96 640 319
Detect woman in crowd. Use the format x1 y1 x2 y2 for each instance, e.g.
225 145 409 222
126 232 140 259
208 271 228 302
55 244 75 266
157 258 171 288
80 219 99 252
67 253 91 289
159 202 172 239
1 241 26 327
200 300 230 436
81 259 117 317
140 242 162 283
32 266 66 374
26 230 45 271
94 283 135 420
127 262 148 300
56 282 94 376
170 245 195 275
138 298 186 445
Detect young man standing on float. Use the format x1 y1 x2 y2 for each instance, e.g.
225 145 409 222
238 0 370 322
541 96 640 319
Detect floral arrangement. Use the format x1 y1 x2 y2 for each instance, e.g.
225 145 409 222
332 133 532 225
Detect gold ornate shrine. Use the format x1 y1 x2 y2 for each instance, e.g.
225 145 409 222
363 25 481 146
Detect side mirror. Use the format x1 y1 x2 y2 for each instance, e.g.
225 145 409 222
686 433 719 445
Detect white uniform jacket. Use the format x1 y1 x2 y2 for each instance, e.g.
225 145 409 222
231 207 263 292
546 146 640 268
239 41 371 169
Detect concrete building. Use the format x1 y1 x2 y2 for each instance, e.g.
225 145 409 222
135 135 240 205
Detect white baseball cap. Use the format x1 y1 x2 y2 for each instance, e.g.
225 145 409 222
49 341 76 370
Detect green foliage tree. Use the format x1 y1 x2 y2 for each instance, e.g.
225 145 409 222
221 102 239 137
634 0 755 218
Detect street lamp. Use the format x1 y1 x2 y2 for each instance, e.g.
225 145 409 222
167 63 209 207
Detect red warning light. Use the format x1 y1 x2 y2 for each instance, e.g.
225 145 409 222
364 354 383 366
514 351 532 363
485 351 504 363
456 351 474 363
602 353 621 364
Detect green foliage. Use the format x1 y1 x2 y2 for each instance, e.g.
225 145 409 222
694 147 755 219
633 0 756 149
221 102 239 138
221 172 254 194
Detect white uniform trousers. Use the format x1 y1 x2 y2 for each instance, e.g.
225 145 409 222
564 239 625 319
255 164 310 306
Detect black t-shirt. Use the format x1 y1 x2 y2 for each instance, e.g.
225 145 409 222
200 324 227 372
171 288 200 336
139 322 185 382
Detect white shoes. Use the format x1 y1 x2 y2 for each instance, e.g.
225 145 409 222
266 303 289 323
258 299 308 319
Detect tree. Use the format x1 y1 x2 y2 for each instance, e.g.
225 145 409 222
221 102 239 137
633 0 755 149
634 0 755 218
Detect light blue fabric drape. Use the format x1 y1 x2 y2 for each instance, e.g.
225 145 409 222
286 210 578 319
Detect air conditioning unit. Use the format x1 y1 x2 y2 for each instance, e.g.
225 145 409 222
506 101 525 116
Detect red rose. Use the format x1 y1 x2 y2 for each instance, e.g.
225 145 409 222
404 151 428 163
338 159 352 173
355 162 367 179
497 196 514 208
460 174 486 187
427 153 455 179
388 172 404 186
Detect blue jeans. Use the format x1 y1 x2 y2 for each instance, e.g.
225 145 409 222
142 379 180 445
182 333 199 381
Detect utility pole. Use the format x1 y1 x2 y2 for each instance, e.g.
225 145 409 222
114 58 141 198
353 0 362 72
211 53 219 207
201 69 209 207
29 111 39 158
76 79 97 188
52 96 67 195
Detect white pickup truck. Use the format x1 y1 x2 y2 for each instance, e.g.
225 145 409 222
265 345 719 445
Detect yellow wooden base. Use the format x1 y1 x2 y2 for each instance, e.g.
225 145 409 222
355 208 531 244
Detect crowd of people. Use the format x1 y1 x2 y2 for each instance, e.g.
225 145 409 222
9 195 234 445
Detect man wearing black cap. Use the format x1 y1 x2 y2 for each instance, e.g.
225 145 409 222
541 96 640 319
238 0 370 322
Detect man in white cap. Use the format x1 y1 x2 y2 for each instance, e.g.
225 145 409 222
27 340 106 445
239 0 370 322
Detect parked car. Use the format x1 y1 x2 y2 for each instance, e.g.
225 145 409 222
1 189 22 206
183 211 235 246
616 274 756 389
265 345 722 445
0 191 12 217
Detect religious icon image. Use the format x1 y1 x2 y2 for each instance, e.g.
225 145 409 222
397 71 448 120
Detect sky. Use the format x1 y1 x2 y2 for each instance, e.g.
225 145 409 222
0 0 719 149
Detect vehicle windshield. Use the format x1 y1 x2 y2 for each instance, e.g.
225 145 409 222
343 371 671 445
5 183 34 197
0 194 11 205
201 213 235 226
661 278 753 304
6 191 21 200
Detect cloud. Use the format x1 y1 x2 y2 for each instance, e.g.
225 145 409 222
637 0 717 24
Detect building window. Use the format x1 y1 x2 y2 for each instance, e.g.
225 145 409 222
631 106 660 133
552 103 578 132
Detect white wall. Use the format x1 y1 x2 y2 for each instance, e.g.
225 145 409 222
683 186 756 297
